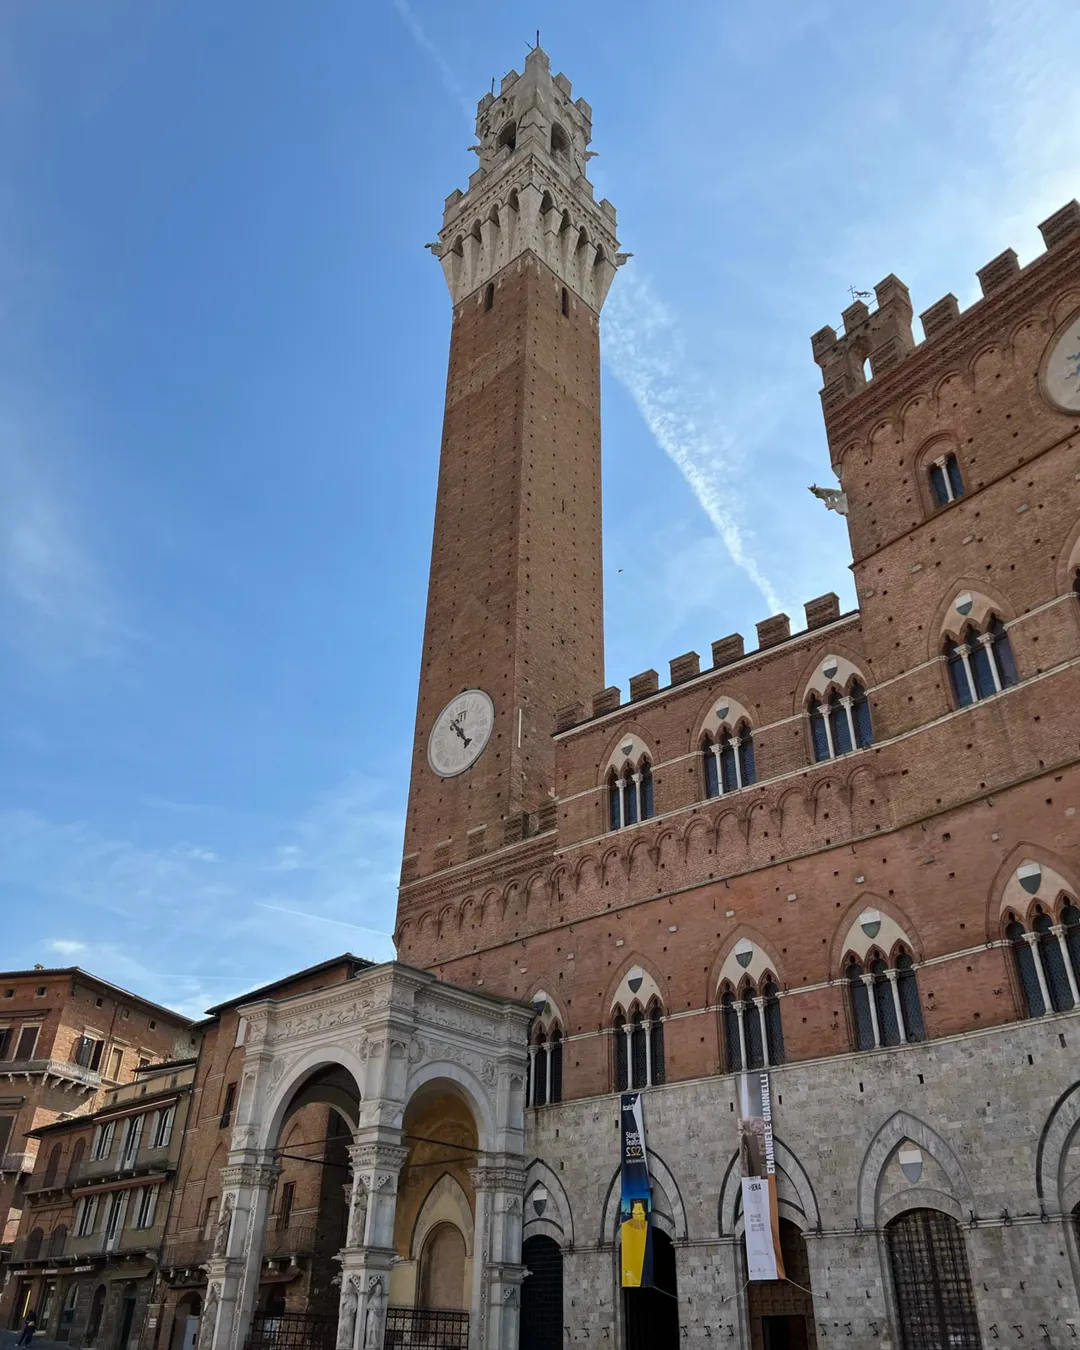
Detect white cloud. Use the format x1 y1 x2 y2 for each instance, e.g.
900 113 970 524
602 272 785 614
0 774 403 1014
0 410 125 666
390 0 474 126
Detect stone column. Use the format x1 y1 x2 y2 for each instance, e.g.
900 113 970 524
335 1141 409 1350
203 1154 279 1350
468 1158 526 1350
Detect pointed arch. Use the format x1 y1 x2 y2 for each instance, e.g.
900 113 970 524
410 1172 474 1261
794 641 875 711
599 724 655 782
1036 1081 1080 1211
830 892 923 975
857 1111 975 1228
603 954 667 1016
986 842 1079 935
718 1135 821 1236
600 1149 688 1243
523 1157 575 1246
710 928 785 995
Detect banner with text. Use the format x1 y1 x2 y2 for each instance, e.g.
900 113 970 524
619 1092 653 1288
738 1072 785 1282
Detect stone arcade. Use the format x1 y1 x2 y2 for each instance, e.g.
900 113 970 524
201 965 530 1350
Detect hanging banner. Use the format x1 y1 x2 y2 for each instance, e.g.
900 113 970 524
738 1072 785 1282
619 1092 653 1288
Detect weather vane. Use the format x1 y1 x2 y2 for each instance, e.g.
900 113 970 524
848 285 872 301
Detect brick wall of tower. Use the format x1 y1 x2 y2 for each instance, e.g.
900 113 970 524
403 254 604 879
396 203 1080 1105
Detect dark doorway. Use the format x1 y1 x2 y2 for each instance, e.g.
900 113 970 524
115 1283 138 1350
623 1226 679 1350
762 1315 809 1350
85 1285 107 1347
521 1235 563 1350
745 1219 817 1350
885 1209 982 1350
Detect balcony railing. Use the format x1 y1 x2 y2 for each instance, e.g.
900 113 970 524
0 1059 101 1091
262 1226 317 1261
161 1238 213 1270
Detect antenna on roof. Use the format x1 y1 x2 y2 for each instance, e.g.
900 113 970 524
848 285 872 301
527 30 539 49
491 76 496 95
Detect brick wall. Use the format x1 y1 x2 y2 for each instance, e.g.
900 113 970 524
402 254 605 879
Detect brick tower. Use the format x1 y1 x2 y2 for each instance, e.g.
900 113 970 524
401 47 623 883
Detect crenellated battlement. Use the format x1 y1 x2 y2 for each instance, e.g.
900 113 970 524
812 199 1080 420
555 592 848 734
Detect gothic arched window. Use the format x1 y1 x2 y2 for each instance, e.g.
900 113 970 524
809 696 830 762
1007 917 1046 1018
703 736 720 798
1008 897 1080 1019
809 680 873 762
850 948 925 1050
929 453 965 507
1035 909 1074 1012
630 1010 648 1089
719 979 784 1070
896 950 925 1041
549 1029 563 1103
532 1032 548 1107
648 1002 666 1086
613 1001 664 1091
720 988 742 1073
702 724 755 799
613 1012 628 1092
609 760 655 830
945 615 1018 706
847 959 875 1051
763 980 785 1065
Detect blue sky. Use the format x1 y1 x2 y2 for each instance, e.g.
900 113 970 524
1 0 1077 1016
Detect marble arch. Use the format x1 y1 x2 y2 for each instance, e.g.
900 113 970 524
199 962 531 1350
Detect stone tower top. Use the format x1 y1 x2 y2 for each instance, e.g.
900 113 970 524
430 46 624 311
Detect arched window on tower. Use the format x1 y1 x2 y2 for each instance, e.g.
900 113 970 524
945 616 1018 706
1007 897 1080 1018
561 287 569 317
848 947 925 1050
484 282 494 312
609 760 655 830
809 680 873 762
929 453 965 507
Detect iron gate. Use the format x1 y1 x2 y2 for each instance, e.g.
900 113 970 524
885 1208 983 1349
245 1311 338 1350
383 1307 469 1350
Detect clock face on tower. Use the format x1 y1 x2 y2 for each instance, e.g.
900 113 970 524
427 689 495 778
